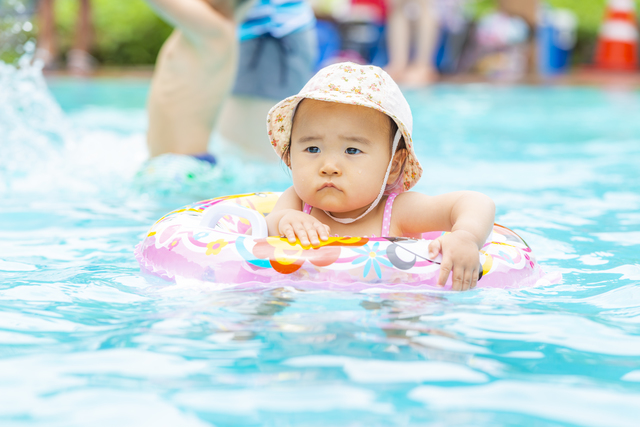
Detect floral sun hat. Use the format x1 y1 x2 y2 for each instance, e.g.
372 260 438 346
267 62 423 192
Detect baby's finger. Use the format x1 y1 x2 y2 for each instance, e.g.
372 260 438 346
461 267 473 291
305 225 321 246
470 266 480 289
293 224 310 246
315 223 329 241
281 225 297 244
428 238 442 260
437 259 452 287
451 265 465 291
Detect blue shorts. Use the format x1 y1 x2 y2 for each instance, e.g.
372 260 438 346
232 27 318 100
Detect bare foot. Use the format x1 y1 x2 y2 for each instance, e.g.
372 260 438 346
34 48 59 71
384 64 406 83
402 64 439 87
67 49 96 76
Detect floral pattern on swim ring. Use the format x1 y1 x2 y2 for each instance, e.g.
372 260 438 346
351 242 394 279
251 236 369 275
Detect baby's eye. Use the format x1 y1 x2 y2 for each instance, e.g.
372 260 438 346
346 147 362 155
305 146 320 153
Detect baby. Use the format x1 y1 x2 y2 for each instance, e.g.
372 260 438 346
265 62 495 291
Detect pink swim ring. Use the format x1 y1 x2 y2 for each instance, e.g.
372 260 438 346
135 192 560 291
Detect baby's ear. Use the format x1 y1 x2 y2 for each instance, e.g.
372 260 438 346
284 149 292 168
392 148 408 172
387 148 408 185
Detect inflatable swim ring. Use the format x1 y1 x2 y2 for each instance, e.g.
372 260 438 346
135 192 558 291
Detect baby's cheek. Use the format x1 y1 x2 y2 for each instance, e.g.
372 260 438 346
293 173 305 184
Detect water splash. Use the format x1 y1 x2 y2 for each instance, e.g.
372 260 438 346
0 0 70 193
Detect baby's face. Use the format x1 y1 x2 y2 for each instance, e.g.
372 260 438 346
289 99 393 217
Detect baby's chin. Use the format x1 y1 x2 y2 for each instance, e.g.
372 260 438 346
312 198 354 213
321 204 372 218
300 190 376 216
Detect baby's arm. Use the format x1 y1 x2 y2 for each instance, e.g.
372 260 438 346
144 0 234 41
267 187 330 247
394 191 496 291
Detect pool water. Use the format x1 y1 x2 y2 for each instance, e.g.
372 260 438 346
1 64 640 426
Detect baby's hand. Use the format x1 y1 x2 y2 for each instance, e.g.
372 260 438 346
278 210 331 247
428 230 481 291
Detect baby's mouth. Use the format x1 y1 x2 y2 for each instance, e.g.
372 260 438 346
320 182 338 190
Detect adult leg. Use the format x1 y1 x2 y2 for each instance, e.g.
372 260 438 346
403 0 440 86
67 0 95 75
384 0 411 81
35 0 57 69
217 95 280 161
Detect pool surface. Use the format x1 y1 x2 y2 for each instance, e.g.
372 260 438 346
1 66 640 426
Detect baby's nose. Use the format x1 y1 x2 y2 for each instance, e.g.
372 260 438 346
321 161 340 175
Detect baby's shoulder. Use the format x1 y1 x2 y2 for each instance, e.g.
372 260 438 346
387 192 437 236
390 191 433 216
393 191 431 205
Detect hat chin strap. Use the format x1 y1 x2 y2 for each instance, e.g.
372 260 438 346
323 129 402 225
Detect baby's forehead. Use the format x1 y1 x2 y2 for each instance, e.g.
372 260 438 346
295 99 390 123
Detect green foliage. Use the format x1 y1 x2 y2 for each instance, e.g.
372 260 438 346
466 0 500 17
468 0 640 32
54 0 172 65
0 1 37 64
547 0 640 32
547 0 600 32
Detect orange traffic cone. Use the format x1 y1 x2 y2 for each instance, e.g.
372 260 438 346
595 0 638 70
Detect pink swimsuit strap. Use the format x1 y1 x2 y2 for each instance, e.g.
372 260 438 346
380 192 398 237
302 192 398 237
303 202 313 215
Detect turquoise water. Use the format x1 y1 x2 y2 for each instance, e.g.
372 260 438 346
1 67 640 426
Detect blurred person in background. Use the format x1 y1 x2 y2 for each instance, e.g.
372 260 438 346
463 0 537 80
36 0 95 74
497 0 537 74
217 0 317 162
384 0 471 86
309 0 388 67
339 0 388 65
144 0 252 166
385 0 440 86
